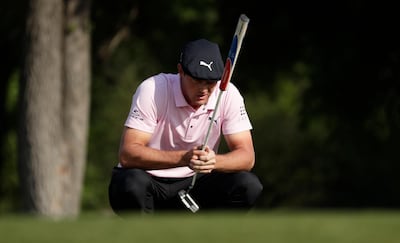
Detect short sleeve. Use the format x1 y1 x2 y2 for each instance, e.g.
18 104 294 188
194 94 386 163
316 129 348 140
124 76 159 133
220 84 252 135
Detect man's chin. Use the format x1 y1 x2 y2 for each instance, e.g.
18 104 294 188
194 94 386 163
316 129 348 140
191 101 206 109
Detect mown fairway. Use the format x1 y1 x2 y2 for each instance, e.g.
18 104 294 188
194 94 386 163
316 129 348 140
1 210 399 243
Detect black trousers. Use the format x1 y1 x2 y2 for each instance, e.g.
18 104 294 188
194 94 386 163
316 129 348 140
108 167 263 214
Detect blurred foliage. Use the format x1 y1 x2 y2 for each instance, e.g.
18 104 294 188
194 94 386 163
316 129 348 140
0 73 20 212
84 39 160 209
1 0 399 213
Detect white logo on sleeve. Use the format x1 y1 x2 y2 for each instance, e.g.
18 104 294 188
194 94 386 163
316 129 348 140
131 108 144 121
200 61 213 71
239 105 249 120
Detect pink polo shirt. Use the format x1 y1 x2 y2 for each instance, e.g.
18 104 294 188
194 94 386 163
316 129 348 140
124 73 252 178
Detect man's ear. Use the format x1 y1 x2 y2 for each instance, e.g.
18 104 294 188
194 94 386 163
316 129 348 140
177 63 184 74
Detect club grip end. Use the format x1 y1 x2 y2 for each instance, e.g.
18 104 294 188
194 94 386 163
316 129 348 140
240 14 250 23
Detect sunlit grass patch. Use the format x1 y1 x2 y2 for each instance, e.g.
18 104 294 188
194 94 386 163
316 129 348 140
1 209 400 243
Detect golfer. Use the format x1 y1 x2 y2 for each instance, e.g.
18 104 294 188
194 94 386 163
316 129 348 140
108 38 263 214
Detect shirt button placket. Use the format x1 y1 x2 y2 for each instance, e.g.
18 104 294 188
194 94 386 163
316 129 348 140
186 115 198 139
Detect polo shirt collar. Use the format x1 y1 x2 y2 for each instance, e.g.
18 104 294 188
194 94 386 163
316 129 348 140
203 89 218 110
173 77 188 107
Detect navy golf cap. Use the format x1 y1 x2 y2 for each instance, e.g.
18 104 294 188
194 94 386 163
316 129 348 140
179 39 224 81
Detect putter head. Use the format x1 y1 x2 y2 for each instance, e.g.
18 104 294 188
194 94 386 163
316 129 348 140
178 190 199 213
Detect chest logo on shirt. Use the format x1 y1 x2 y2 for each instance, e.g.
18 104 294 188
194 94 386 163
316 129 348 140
208 116 218 125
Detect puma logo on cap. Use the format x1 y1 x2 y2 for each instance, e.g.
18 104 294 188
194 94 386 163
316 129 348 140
180 39 224 80
199 61 214 71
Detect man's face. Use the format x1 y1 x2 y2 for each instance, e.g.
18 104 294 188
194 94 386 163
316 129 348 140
178 64 217 110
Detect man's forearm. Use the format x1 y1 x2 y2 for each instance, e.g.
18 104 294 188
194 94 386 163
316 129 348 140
119 144 189 169
214 148 255 172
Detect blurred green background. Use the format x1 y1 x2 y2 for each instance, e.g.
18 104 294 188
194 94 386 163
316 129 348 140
1 0 399 214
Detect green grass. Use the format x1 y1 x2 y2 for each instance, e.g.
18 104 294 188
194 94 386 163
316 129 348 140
1 210 400 243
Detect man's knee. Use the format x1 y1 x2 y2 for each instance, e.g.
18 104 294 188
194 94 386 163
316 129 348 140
109 168 152 212
234 172 263 207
